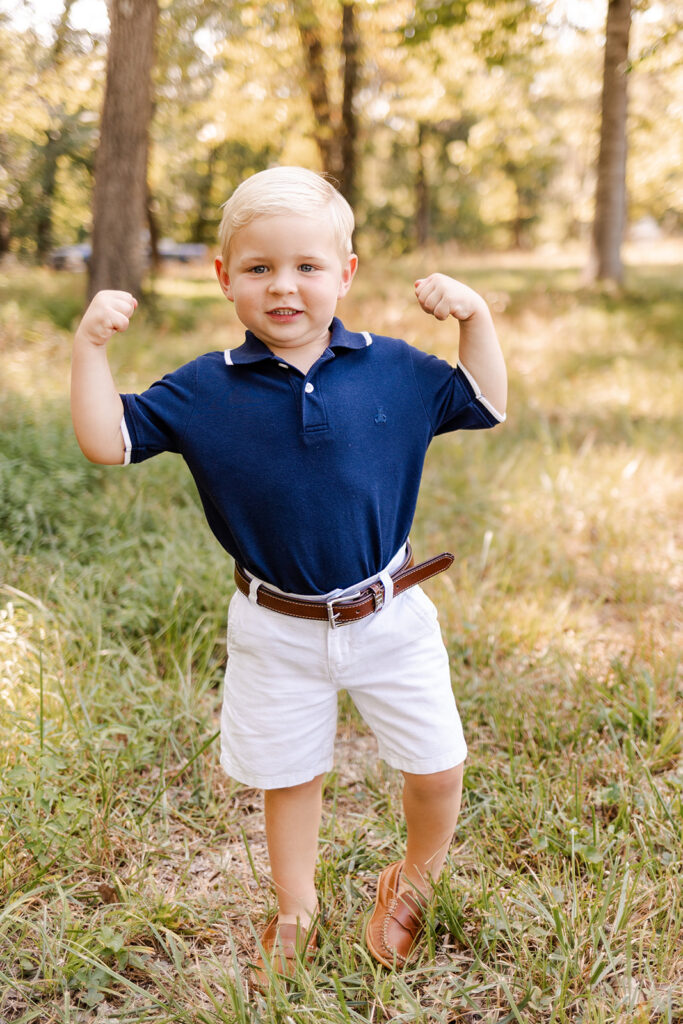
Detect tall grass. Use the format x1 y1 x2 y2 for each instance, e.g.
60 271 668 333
1 250 681 1022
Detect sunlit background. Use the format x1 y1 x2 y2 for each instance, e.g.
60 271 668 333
0 0 680 264
0 1 681 1019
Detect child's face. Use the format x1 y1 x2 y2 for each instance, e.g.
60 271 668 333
215 213 357 369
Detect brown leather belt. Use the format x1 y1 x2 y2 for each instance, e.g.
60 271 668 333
233 544 454 628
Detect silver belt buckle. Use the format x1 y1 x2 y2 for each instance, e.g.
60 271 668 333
326 595 344 629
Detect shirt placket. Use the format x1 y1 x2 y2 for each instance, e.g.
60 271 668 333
278 353 332 436
300 372 328 432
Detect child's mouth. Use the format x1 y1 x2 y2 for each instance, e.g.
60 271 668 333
267 309 301 320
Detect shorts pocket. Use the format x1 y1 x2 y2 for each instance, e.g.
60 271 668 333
227 590 253 647
402 585 440 632
227 588 322 652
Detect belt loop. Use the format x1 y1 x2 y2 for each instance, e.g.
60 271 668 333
248 577 261 605
378 568 394 611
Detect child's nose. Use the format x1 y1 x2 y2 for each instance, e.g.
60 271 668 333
269 270 296 294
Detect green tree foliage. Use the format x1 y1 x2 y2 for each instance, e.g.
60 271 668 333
0 5 104 258
0 0 680 262
625 2 682 231
403 0 541 55
148 1 291 248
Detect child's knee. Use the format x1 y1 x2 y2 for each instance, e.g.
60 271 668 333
402 763 463 800
264 773 325 798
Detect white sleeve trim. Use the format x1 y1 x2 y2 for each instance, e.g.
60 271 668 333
457 361 506 422
120 415 132 465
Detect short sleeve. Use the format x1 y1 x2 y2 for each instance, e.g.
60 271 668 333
408 346 505 435
121 359 198 464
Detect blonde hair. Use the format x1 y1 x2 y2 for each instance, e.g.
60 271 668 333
218 166 354 263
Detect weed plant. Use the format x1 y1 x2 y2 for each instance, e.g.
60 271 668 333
1 253 681 1022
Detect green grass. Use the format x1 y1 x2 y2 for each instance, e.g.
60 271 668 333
1 249 682 1022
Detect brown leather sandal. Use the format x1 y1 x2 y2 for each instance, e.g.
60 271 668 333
365 860 428 968
251 914 318 990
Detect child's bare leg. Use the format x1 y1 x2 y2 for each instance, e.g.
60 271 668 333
401 763 464 896
264 773 324 926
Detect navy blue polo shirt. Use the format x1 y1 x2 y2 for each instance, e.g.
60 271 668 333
121 317 503 594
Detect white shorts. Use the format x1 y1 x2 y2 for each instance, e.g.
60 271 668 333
220 559 467 789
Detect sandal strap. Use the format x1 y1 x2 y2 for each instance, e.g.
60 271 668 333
390 891 426 939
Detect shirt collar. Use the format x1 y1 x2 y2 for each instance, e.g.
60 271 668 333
224 318 370 366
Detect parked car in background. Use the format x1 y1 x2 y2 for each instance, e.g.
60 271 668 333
48 239 208 270
157 239 208 263
47 243 91 270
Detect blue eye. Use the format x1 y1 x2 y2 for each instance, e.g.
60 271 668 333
299 264 315 273
250 265 267 274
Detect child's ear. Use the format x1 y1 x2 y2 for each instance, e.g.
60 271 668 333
338 253 358 299
215 258 234 301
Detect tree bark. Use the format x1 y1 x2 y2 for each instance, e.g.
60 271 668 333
415 123 430 247
293 0 360 204
590 0 632 284
0 208 10 257
35 128 60 261
294 0 341 180
88 0 159 300
192 145 219 244
339 1 359 206
146 183 161 270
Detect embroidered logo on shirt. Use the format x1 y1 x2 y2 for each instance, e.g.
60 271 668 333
374 407 387 425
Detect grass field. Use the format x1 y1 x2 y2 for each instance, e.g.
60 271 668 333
1 245 681 1023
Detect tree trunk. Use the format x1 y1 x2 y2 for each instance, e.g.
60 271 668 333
339 1 359 206
192 145 218 244
88 0 159 300
35 129 60 261
590 0 632 284
146 183 161 270
293 0 361 204
294 0 341 180
0 208 10 257
415 123 430 247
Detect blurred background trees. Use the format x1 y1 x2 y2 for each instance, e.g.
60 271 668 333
0 0 680 288
87 0 158 299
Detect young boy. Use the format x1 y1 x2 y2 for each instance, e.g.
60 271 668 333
71 166 506 983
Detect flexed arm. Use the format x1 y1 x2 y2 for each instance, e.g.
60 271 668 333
71 290 138 464
415 274 507 418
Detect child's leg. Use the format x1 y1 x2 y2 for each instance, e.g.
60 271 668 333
401 763 464 896
365 763 463 967
264 772 325 926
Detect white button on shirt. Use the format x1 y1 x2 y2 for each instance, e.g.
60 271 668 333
305 382 315 393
